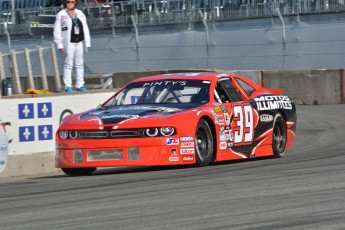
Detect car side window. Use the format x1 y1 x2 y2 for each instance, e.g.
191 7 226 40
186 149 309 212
215 78 243 103
235 78 256 97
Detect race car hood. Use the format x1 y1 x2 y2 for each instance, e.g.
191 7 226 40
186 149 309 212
79 104 196 125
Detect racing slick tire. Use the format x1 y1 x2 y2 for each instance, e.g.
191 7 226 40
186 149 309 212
272 113 287 158
195 119 214 167
61 167 97 176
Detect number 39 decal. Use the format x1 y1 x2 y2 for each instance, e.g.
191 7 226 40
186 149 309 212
232 104 254 146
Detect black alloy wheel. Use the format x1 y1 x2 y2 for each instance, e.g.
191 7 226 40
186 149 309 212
272 113 287 158
195 119 214 167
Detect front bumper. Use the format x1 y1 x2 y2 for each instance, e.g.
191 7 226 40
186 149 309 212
56 137 196 168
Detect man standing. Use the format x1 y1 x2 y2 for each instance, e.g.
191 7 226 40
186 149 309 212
54 0 91 92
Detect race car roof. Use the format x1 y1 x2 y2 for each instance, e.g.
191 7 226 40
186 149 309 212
131 72 232 82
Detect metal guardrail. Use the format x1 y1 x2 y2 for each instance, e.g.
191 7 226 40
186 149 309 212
0 44 61 94
1 0 345 35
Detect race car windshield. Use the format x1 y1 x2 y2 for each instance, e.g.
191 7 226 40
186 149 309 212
105 80 211 106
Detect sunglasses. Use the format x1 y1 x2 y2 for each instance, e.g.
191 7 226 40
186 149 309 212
67 1 75 3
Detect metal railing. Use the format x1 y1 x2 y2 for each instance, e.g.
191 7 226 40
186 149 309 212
1 0 345 35
0 43 62 94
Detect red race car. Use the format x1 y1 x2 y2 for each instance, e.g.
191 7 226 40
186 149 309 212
56 72 296 176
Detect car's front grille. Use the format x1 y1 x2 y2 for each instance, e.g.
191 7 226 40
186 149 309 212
75 129 145 139
111 129 145 138
79 131 109 138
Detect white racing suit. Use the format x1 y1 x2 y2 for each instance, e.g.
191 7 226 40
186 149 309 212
53 9 91 89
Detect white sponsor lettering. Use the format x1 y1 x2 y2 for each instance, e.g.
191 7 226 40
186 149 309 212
101 114 139 119
254 96 292 111
166 138 179 145
180 136 194 142
169 157 179 161
182 156 194 161
220 142 227 150
260 114 274 122
180 148 195 154
180 142 195 148
143 81 186 87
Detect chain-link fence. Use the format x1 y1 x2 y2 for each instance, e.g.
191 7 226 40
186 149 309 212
1 0 345 35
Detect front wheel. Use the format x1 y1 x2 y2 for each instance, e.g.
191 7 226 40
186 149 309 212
61 167 97 176
195 119 214 167
272 113 287 158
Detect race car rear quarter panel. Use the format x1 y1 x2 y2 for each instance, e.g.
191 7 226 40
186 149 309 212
251 94 297 151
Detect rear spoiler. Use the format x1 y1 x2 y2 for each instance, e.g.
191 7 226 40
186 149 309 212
268 88 283 95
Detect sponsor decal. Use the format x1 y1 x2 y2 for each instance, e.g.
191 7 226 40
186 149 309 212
180 148 195 154
167 138 179 145
30 16 55 36
169 149 179 161
220 142 227 150
260 114 274 122
221 106 228 113
220 134 232 141
214 106 222 113
169 157 179 161
182 156 194 161
224 113 231 125
213 113 219 124
180 142 195 148
217 113 224 120
101 114 139 119
180 136 194 142
143 81 186 87
254 95 292 111
227 141 233 148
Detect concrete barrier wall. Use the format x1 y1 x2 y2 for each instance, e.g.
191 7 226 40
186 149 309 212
262 69 342 105
0 68 344 179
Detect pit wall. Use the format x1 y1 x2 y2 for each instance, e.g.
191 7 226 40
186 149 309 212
0 68 344 178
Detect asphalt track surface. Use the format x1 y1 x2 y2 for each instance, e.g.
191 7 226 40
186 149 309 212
0 105 345 230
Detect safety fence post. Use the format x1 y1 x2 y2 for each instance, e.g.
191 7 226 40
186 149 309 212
37 46 49 90
0 52 5 81
10 50 22 94
131 15 139 49
24 48 35 90
50 43 61 92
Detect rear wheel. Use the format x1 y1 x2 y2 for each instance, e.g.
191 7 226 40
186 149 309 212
195 119 214 167
272 113 287 158
61 167 97 176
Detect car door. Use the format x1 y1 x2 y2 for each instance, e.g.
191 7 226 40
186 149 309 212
215 78 258 157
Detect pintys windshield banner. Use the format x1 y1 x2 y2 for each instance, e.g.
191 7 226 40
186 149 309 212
30 15 55 36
